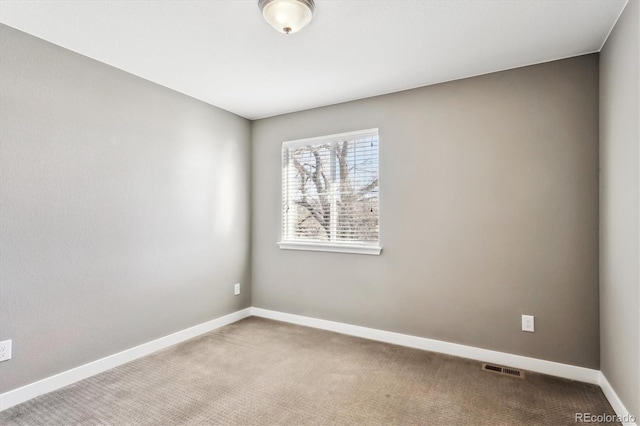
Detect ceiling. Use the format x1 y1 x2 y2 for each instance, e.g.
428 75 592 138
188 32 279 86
0 0 628 120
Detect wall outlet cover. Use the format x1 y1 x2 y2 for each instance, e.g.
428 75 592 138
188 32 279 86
521 315 535 332
234 283 240 296
0 339 12 362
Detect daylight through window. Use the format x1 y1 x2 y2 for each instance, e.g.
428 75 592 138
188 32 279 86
280 129 380 255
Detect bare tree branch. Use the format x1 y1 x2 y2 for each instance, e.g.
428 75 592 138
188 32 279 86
357 178 378 201
292 150 331 237
295 198 324 227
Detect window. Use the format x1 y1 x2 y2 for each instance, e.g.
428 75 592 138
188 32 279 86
279 128 381 255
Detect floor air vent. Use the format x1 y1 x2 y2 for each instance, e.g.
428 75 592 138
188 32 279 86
482 363 525 379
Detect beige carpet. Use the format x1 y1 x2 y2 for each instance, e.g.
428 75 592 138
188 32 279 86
0 317 617 425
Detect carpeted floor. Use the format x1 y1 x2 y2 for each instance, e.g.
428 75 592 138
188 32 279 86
0 317 617 425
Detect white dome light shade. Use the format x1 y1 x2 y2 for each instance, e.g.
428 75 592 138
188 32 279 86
259 0 315 34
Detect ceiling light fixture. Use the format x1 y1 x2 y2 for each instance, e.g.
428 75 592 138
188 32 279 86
258 0 315 35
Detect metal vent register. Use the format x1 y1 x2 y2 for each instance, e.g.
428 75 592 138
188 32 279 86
482 363 525 379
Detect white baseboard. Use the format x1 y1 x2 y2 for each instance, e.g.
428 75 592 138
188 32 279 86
599 373 638 426
3 306 634 423
250 307 601 385
0 307 252 412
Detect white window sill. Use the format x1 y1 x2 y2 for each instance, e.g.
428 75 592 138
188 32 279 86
278 241 382 255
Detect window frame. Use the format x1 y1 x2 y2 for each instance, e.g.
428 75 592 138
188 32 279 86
278 128 382 255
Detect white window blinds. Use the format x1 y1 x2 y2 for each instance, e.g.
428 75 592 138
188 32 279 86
281 128 380 254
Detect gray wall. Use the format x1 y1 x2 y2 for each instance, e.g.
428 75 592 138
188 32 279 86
252 55 600 368
0 25 252 393
599 0 640 418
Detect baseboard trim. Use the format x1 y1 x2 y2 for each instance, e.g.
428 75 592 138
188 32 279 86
3 306 633 421
250 307 601 385
0 307 252 412
598 373 638 426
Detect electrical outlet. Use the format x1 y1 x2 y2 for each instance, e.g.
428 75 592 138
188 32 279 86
0 340 12 362
234 283 240 296
521 315 535 332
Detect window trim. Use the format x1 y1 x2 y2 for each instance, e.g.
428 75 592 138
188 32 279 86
279 128 382 256
277 241 382 255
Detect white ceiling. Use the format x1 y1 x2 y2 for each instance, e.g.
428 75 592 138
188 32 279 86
0 0 628 120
